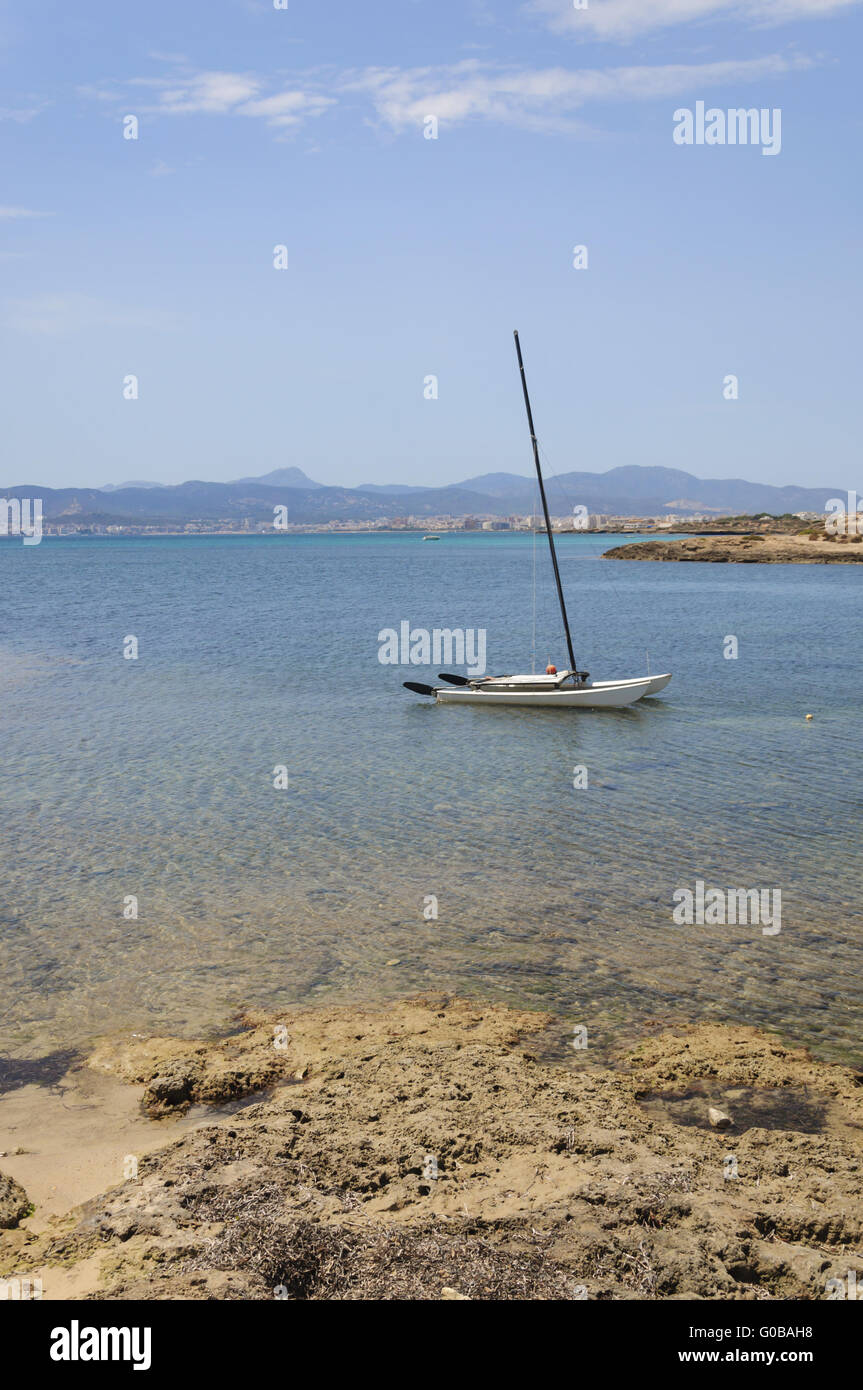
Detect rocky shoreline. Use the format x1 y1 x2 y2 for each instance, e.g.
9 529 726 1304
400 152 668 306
1 996 862 1300
604 534 863 563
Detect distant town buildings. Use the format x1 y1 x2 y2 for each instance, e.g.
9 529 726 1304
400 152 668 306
34 509 839 539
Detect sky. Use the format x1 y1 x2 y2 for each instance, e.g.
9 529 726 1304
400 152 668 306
1 0 861 491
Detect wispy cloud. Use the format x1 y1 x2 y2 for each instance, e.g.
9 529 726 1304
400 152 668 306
0 206 52 220
109 68 335 130
530 0 862 43
346 54 813 133
0 104 47 123
80 51 815 140
5 292 181 336
238 89 335 127
148 70 263 114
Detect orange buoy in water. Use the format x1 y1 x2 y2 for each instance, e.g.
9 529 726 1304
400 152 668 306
546 663 557 675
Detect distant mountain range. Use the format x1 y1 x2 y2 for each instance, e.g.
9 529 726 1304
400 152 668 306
1 466 845 524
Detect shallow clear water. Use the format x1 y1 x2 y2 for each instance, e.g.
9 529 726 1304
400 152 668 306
0 533 860 1061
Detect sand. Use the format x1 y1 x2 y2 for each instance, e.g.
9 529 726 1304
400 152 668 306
1 995 861 1300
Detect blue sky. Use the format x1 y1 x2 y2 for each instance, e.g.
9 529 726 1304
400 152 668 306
1 0 861 490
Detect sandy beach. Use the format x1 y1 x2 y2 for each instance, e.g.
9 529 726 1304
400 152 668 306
2 995 861 1301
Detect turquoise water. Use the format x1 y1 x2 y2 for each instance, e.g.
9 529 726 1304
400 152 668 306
0 533 860 1061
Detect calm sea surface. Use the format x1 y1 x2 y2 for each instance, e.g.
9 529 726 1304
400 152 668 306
1 533 860 1062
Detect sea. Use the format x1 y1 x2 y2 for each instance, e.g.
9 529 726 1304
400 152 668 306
0 532 860 1064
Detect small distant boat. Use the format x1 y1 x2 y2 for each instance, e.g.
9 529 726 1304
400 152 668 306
404 332 671 710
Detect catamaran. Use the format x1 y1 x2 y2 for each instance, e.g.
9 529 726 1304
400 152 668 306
403 331 672 709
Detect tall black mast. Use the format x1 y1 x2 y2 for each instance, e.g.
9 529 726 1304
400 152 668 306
513 330 578 675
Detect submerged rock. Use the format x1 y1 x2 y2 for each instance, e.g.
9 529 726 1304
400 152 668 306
708 1106 733 1130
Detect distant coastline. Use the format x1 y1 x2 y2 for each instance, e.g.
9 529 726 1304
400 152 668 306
7 523 689 540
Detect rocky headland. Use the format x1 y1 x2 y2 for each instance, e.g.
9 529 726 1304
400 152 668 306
604 534 863 563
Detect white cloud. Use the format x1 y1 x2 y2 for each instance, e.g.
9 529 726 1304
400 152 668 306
0 206 52 220
530 0 861 43
153 71 263 114
238 90 335 128
0 105 46 123
100 68 335 131
346 54 813 133
81 51 816 140
6 293 181 336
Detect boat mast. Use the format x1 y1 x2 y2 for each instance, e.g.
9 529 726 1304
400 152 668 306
513 330 578 675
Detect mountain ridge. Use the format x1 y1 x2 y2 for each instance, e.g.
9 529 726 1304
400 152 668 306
1 465 845 524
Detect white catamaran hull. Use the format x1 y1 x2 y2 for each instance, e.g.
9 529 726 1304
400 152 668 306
434 678 654 708
582 673 673 697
